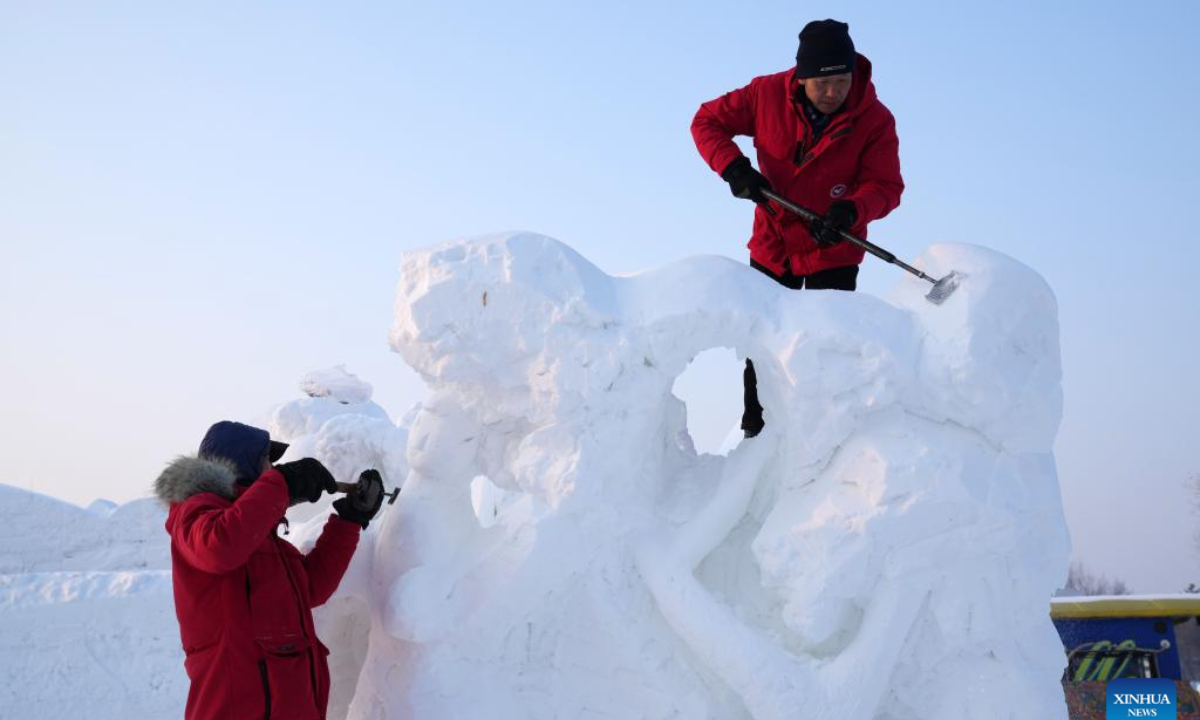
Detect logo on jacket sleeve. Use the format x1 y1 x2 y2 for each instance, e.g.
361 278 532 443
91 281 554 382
830 184 847 198
1106 678 1175 718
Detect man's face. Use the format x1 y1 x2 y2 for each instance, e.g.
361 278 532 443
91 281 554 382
801 72 853 114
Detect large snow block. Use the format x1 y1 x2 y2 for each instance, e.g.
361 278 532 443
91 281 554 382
328 233 1071 719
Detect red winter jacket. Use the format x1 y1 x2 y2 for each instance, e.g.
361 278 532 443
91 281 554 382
692 54 904 277
156 456 360 720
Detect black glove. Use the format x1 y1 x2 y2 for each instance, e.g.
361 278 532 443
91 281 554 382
721 157 773 206
332 470 385 529
275 458 338 505
810 200 858 248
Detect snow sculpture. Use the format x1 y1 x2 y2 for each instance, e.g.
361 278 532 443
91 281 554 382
301 365 377 405
271 367 408 521
271 370 412 718
332 233 1069 720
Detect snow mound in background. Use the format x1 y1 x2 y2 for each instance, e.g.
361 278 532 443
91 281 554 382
0 485 179 718
302 364 376 404
0 485 167 574
326 232 1070 720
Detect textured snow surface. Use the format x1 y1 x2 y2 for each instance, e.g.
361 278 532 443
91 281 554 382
340 233 1069 719
0 485 180 719
0 233 1070 720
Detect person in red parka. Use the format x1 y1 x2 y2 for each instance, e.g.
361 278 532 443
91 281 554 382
692 19 904 437
154 420 382 720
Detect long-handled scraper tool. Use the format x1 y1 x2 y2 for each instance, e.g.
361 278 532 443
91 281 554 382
761 189 962 304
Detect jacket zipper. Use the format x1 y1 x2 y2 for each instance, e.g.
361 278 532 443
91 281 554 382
793 109 813 167
259 660 272 720
796 120 852 167
248 569 272 719
789 81 812 168
827 126 852 142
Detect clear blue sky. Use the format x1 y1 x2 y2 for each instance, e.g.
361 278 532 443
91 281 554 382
3 1 1198 592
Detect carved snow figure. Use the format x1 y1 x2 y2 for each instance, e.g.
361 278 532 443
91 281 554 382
319 233 1068 720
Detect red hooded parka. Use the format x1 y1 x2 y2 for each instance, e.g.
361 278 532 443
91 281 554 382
692 54 904 277
156 456 360 720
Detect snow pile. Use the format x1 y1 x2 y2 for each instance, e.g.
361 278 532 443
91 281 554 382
326 232 1070 719
0 486 167 574
301 365 376 405
0 485 181 718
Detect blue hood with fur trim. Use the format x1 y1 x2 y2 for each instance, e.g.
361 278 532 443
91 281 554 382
198 421 270 482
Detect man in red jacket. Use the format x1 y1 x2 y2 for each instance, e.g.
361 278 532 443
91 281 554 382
691 19 904 437
155 420 382 720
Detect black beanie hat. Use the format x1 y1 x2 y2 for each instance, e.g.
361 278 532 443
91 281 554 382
795 19 856 79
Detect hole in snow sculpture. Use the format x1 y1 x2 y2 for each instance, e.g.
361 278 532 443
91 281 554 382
302 231 1071 720
670 346 744 456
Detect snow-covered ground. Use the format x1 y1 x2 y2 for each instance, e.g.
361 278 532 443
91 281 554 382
0 486 179 718
0 234 1071 719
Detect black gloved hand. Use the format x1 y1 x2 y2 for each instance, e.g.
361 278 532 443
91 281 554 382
721 157 774 206
332 469 385 529
275 458 338 505
811 200 858 248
